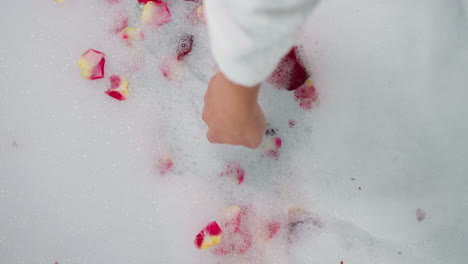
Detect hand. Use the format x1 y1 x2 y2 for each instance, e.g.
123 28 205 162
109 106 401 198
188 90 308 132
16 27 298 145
202 72 267 148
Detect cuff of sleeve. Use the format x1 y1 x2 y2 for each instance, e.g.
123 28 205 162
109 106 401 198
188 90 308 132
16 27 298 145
214 54 274 87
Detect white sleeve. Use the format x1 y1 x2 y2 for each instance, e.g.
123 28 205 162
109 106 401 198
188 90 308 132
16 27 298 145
204 0 320 87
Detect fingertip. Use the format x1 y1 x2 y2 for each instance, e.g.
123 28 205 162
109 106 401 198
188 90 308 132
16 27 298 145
207 130 216 144
246 139 262 149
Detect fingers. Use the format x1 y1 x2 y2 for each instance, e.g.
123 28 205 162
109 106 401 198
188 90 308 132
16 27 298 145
202 72 265 149
203 109 265 148
246 135 263 149
206 129 217 144
202 109 208 124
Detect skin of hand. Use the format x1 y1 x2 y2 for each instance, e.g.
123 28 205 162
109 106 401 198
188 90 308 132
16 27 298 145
202 72 267 149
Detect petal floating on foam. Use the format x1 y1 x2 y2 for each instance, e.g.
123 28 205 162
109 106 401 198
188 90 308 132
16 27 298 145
176 34 194 61
261 137 282 159
157 156 174 175
120 27 144 44
112 13 129 34
294 79 319 110
185 3 203 25
263 221 281 242
222 205 241 233
197 5 206 23
269 47 308 91
220 161 245 184
105 75 129 101
160 57 185 81
141 1 172 27
212 205 254 256
78 49 105 80
212 229 252 255
194 221 222 250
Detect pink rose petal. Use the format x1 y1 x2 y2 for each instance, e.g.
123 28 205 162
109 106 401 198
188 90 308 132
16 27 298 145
212 206 253 255
141 1 172 27
221 206 242 233
220 161 245 185
294 79 319 110
105 75 129 101
261 137 282 159
157 156 174 175
264 221 281 241
111 13 129 34
78 49 105 80
120 27 144 45
159 56 185 81
197 5 205 23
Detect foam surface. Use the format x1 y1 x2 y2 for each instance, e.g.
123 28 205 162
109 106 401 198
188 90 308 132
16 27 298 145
1 0 467 263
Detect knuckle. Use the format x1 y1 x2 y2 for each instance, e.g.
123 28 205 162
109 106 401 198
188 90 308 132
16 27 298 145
247 140 261 149
206 133 213 143
252 135 264 149
207 130 217 143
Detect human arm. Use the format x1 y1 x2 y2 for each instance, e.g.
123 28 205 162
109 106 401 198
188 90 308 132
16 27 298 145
202 0 320 148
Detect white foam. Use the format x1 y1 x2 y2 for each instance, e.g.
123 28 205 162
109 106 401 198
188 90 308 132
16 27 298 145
0 0 467 263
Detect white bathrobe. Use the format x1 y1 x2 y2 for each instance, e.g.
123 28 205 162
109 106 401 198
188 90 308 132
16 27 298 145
204 0 320 86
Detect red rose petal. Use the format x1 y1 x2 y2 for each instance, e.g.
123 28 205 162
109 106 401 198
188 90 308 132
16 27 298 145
205 221 222 236
194 221 223 249
105 75 129 101
176 34 194 61
270 47 309 91
106 90 124 100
